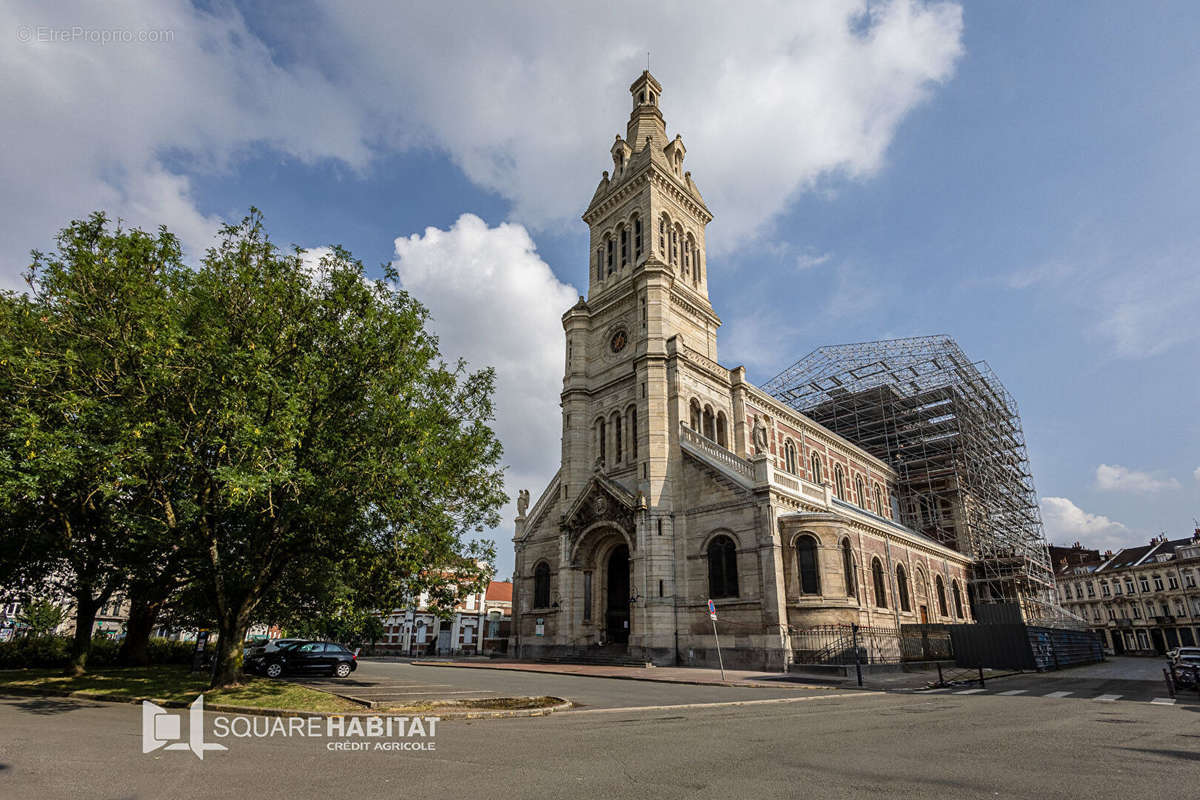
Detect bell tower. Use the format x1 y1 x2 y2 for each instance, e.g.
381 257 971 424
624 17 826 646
560 70 724 513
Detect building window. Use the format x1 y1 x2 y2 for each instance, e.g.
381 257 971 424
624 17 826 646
935 575 948 617
670 226 679 265
583 572 593 621
874 484 884 516
784 440 798 474
1125 578 1136 594
533 562 551 609
1113 581 1122 595
689 399 701 431
896 564 911 612
716 412 728 448
1167 574 1178 590
614 413 623 463
834 465 846 500
841 539 856 598
952 580 964 618
659 215 668 256
810 453 823 485
855 475 865 507
694 244 702 283
628 406 638 460
1101 581 1110 597
606 236 614 276
708 536 739 599
871 558 888 609
1086 581 1095 598
703 405 715 440
1185 571 1196 589
796 536 820 595
633 216 643 259
597 418 606 465
619 227 628 267
1153 575 1164 592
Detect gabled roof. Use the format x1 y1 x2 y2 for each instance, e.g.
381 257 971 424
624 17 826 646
485 581 512 603
1096 536 1196 573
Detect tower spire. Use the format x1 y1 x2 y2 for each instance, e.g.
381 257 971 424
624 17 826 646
627 70 666 153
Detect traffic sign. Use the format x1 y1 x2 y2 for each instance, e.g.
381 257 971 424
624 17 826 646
707 599 716 620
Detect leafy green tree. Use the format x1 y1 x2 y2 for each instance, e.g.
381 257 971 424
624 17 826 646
173 212 505 687
0 215 187 674
15 599 68 638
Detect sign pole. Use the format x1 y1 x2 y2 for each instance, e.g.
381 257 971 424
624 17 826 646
708 599 726 681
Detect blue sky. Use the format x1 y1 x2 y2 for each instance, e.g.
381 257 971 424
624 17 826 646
3 2 1198 578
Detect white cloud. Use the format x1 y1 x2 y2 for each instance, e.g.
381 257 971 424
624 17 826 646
1094 464 1180 494
0 0 368 287
390 214 578 561
1041 497 1135 552
1 1 964 286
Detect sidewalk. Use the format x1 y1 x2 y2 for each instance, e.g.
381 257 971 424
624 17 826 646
409 658 938 690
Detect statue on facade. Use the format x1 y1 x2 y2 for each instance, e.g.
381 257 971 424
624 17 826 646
516 489 530 518
752 414 770 456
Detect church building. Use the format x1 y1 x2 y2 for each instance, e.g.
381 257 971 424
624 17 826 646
512 72 973 670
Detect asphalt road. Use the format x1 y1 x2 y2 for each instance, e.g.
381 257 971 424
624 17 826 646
2 673 1198 800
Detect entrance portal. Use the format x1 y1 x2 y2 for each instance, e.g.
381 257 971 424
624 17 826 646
606 544 630 644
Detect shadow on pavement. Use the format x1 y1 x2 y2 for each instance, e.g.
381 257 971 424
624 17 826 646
3 696 98 715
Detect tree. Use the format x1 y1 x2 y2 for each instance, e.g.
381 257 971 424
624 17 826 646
173 212 505 687
0 214 187 674
15 599 67 638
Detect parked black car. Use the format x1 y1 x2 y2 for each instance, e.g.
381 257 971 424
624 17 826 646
246 640 358 679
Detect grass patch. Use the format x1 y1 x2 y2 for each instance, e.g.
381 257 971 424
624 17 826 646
380 695 563 714
0 665 360 713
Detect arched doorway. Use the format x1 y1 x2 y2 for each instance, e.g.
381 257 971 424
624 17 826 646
606 544 630 644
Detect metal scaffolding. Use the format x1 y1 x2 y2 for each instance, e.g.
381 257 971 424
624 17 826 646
763 335 1070 627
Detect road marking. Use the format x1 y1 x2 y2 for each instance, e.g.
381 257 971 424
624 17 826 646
1150 697 1176 705
361 689 492 696
1043 691 1072 698
998 690 1027 696
916 688 951 694
568 691 884 715
1094 694 1121 702
954 688 987 695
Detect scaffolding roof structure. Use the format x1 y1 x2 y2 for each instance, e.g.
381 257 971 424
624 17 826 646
763 335 1071 626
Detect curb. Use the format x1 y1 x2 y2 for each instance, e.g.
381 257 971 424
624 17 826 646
409 660 850 691
0 687 572 720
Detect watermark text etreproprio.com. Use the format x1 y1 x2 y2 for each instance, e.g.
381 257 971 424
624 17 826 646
16 25 175 45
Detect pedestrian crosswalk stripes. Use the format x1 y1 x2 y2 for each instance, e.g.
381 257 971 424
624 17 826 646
954 688 987 694
1094 694 1121 702
997 689 1027 696
1044 691 1073 698
906 687 1182 706
1150 697 1176 705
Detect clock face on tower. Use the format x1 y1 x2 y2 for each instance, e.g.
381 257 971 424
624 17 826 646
610 329 628 353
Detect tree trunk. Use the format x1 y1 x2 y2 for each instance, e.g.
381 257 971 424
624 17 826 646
117 594 160 667
209 611 249 689
69 592 100 676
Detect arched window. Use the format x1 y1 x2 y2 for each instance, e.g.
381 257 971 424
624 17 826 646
533 562 551 609
689 399 701 431
855 475 865 507
874 484 884 516
716 412 728 448
596 247 603 282
841 539 856 598
596 418 606 465
951 580 964 618
659 214 668 256
810 453 823 485
707 536 739 599
702 405 715 440
784 440 798 474
694 244 702 283
671 224 680 265
613 412 622 463
683 235 691 276
633 216 643 259
796 536 820 595
619 226 628 267
872 558 888 609
834 465 846 500
935 575 948 617
896 564 911 612
628 406 638 460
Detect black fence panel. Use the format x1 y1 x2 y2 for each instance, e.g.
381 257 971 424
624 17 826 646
950 623 1105 671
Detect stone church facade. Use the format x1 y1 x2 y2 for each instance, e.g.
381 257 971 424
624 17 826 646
512 72 973 670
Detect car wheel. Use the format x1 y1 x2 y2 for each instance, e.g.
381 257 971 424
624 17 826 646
334 662 352 678
265 662 283 679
